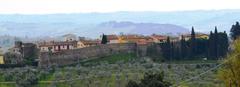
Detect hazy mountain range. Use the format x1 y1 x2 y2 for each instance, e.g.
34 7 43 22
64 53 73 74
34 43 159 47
0 9 239 38
97 21 189 35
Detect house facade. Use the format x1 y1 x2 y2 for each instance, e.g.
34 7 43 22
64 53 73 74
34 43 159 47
38 41 77 52
0 55 4 64
62 34 77 41
106 35 119 43
103 34 162 45
80 40 100 47
77 41 86 48
4 41 37 64
180 33 209 40
0 48 3 64
120 34 154 45
151 34 168 43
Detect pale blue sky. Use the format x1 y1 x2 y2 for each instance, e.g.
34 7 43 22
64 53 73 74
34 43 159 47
0 0 240 14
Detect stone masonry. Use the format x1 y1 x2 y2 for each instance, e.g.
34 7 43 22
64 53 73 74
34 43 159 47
39 43 149 67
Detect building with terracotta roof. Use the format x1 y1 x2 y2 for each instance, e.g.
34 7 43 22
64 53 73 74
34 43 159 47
120 34 154 45
78 40 100 48
103 34 169 45
38 41 77 52
180 33 209 40
106 35 119 43
4 41 37 64
151 34 168 43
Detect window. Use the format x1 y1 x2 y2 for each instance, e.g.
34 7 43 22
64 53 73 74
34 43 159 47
67 45 69 49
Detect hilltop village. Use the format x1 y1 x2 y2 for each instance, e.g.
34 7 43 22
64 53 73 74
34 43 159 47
0 31 209 66
38 33 208 53
0 21 237 87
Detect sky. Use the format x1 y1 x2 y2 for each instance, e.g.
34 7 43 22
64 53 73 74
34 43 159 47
0 0 240 14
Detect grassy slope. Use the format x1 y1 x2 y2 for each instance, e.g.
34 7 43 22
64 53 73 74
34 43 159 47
0 53 221 87
164 60 219 64
81 53 137 64
0 53 138 87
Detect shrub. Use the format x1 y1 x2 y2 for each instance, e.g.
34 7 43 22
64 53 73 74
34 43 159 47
126 72 171 87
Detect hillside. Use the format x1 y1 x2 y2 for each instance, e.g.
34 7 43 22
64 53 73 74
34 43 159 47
93 21 189 36
0 21 189 38
0 9 239 37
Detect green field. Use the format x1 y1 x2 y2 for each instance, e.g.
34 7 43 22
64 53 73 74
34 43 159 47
0 53 222 87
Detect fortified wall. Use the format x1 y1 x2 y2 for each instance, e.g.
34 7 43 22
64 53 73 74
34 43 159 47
39 43 149 67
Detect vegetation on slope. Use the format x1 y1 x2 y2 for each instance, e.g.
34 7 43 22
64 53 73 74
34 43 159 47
80 53 137 65
126 72 171 87
218 38 240 87
0 57 220 87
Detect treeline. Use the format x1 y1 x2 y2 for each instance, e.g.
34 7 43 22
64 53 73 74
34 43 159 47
217 22 240 87
149 26 230 61
0 64 26 68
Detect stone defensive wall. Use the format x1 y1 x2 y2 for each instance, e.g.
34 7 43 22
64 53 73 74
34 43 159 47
39 43 148 67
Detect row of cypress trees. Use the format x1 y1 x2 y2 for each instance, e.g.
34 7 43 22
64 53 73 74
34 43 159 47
101 34 108 44
160 26 229 61
101 21 239 60
208 27 229 60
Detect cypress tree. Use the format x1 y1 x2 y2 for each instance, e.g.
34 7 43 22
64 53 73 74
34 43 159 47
208 27 229 60
223 31 229 56
191 27 196 40
175 43 181 60
166 36 172 60
208 31 214 59
101 34 108 44
180 35 187 59
214 26 219 59
230 21 240 40
190 26 196 58
160 37 172 61
217 31 229 58
170 42 174 61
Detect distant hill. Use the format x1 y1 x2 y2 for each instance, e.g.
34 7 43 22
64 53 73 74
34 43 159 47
0 21 189 38
0 21 189 50
0 9 240 37
97 21 189 36
0 35 21 52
